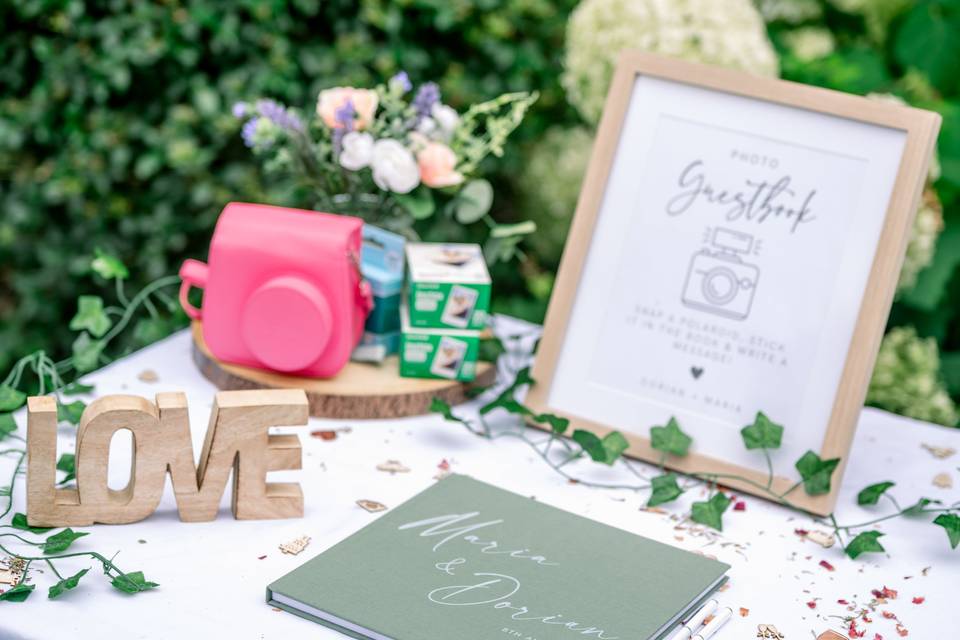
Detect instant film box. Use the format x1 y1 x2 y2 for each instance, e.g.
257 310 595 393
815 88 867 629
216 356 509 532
405 243 490 331
399 305 479 381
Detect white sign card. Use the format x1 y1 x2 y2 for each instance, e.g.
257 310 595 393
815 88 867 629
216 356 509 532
527 53 941 514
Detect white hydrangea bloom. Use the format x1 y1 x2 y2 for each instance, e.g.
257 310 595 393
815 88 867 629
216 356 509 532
563 0 779 124
517 126 595 265
782 27 836 62
755 0 823 24
867 326 958 427
898 187 944 293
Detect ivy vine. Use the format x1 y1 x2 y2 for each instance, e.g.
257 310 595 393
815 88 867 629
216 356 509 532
432 337 960 559
0 250 180 603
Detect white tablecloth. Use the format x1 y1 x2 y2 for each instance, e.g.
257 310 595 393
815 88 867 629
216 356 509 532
2 320 958 639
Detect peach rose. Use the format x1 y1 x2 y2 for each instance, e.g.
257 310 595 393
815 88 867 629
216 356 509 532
316 87 379 130
416 142 464 188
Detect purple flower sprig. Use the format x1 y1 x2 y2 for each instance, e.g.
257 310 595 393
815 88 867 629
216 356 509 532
331 99 356 155
389 71 412 93
232 99 304 149
412 82 440 122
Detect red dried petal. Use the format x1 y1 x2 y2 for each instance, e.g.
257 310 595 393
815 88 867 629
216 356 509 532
881 611 897 620
819 559 835 571
806 600 817 609
838 599 849 605
794 528 809 536
895 623 908 637
310 430 338 441
438 459 451 471
911 596 924 604
733 500 746 511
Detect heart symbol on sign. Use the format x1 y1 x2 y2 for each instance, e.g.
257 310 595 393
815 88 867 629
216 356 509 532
691 367 704 379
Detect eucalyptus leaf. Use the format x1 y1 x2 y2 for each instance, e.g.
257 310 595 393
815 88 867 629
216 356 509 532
395 187 436 220
454 179 494 224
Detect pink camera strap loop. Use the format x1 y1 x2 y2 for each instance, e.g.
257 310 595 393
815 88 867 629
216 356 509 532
178 259 210 320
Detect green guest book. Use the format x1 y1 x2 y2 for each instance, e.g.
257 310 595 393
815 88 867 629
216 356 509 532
267 475 730 640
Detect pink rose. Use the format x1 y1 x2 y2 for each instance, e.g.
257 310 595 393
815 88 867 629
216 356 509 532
416 142 464 188
316 87 379 130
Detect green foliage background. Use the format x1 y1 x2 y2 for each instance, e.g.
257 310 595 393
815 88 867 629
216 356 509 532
2 0 960 422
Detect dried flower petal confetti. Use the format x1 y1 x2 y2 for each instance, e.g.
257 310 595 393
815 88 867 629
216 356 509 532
137 369 159 383
311 430 338 441
932 472 952 489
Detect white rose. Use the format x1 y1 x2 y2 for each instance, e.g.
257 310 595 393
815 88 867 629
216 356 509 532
339 131 374 171
416 116 438 137
371 139 420 194
431 103 460 141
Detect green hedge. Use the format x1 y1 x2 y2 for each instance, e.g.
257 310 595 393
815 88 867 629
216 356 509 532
0 0 577 370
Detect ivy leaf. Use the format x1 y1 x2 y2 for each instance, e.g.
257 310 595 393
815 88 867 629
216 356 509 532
91 248 129 280
647 474 685 507
110 571 159 594
479 367 534 415
0 583 35 602
933 513 960 549
650 417 692 457
740 412 783 450
48 568 89 600
72 333 104 373
572 430 629 465
429 397 471 427
534 413 569 435
857 481 895 506
454 179 494 224
11 513 52 534
845 530 886 559
69 296 113 338
58 400 86 426
0 385 27 412
690 493 732 531
794 451 841 496
42 528 89 554
0 413 17 441
62 381 95 396
903 497 940 516
57 453 76 485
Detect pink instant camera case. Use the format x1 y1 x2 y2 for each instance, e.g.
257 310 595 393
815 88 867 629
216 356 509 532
179 202 372 378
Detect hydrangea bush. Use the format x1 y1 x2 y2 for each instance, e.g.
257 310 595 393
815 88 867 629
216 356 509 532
562 0 779 124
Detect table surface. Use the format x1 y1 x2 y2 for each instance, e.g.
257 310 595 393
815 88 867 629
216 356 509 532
2 320 958 640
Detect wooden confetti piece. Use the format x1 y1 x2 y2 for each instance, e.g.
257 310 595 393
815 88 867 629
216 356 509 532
804 529 836 548
815 631 848 640
279 535 311 555
376 460 410 474
921 443 956 459
356 499 387 513
137 369 159 383
932 472 953 488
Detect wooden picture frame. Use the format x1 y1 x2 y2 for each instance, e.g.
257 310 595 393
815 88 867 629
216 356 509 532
526 52 941 515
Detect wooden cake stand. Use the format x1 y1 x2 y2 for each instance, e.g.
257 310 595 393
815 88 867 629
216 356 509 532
190 322 495 419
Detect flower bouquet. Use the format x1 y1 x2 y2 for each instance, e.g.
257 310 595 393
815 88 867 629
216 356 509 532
233 73 538 263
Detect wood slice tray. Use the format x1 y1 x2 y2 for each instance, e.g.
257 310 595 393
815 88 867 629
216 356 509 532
190 322 495 419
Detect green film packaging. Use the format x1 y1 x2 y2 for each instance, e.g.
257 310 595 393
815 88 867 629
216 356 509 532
400 305 480 381
405 243 491 331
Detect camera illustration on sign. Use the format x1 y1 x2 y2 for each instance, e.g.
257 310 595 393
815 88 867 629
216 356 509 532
681 227 760 321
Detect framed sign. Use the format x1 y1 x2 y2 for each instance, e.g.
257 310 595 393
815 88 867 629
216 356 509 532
526 52 941 514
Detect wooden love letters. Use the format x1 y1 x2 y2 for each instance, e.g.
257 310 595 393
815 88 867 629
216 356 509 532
26 389 309 527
